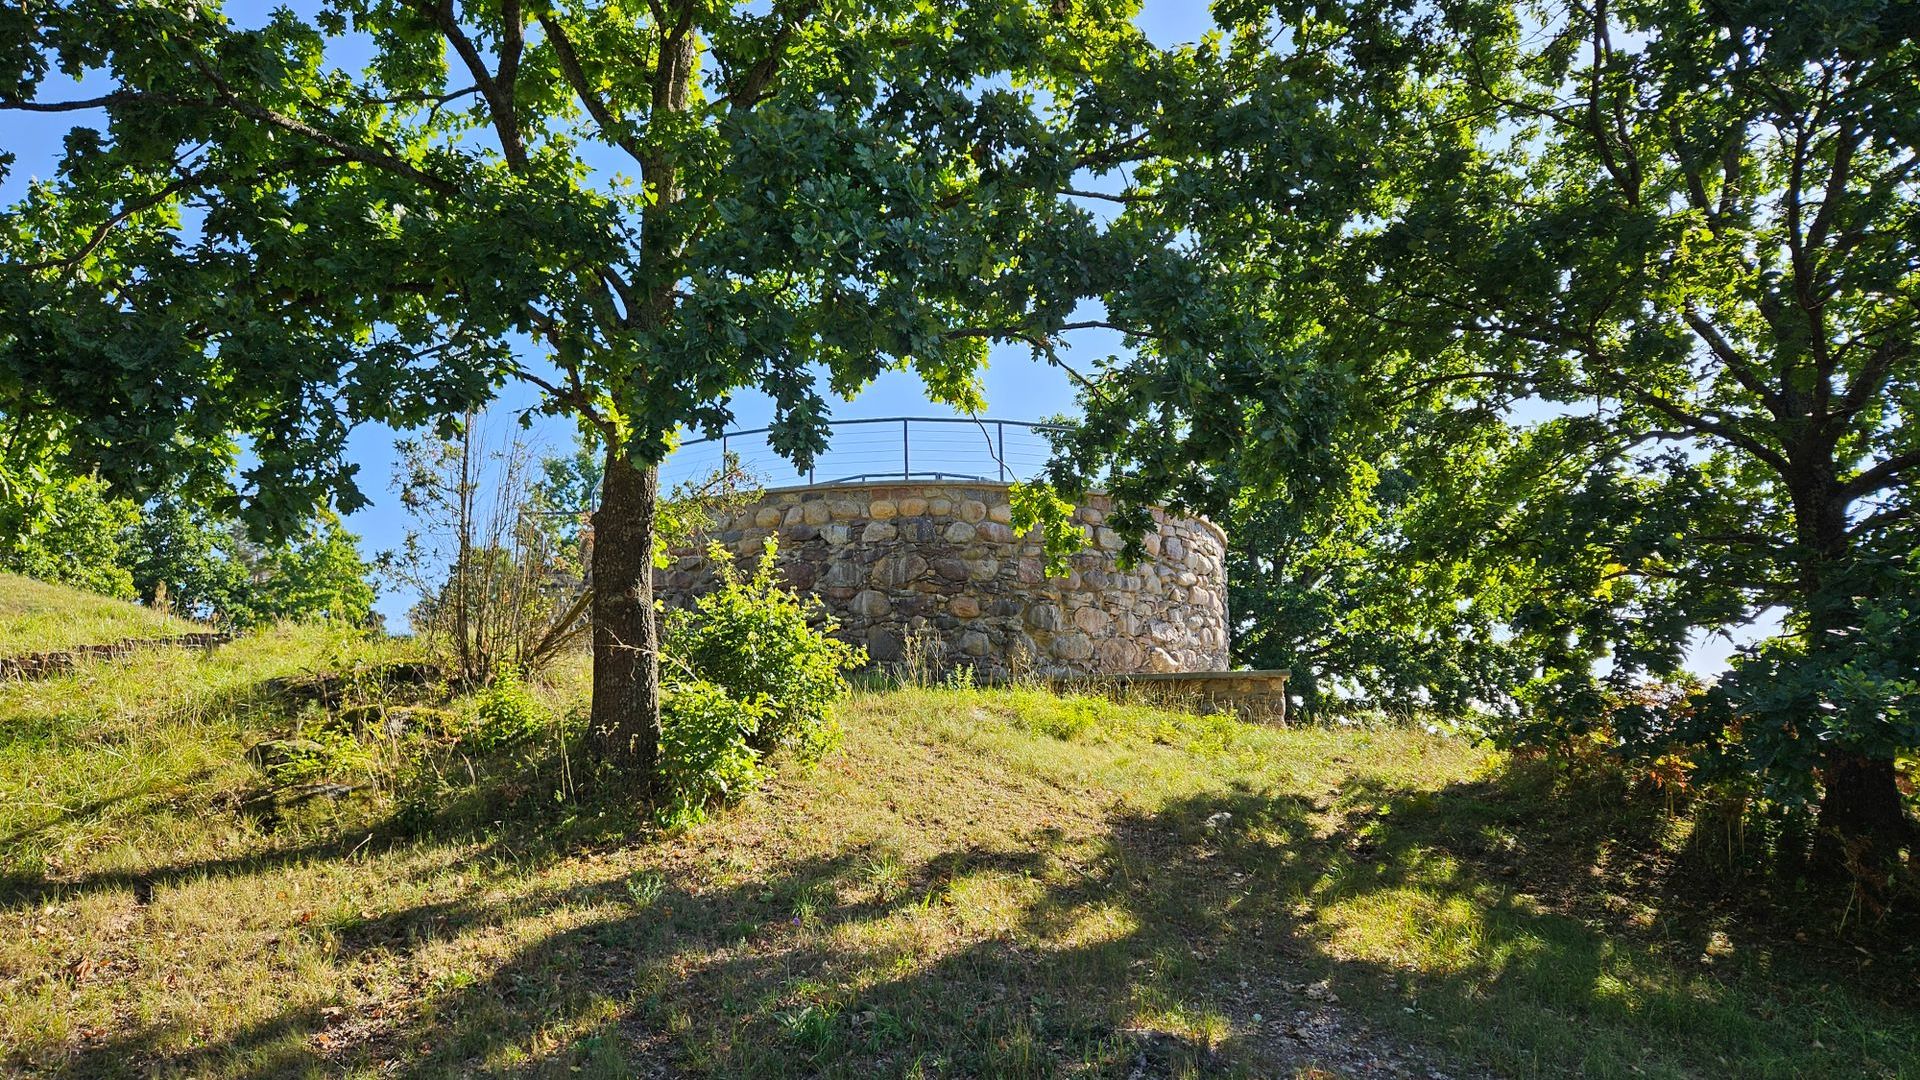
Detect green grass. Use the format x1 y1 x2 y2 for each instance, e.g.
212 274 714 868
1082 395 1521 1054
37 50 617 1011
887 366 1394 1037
0 572 200 654
0 611 1914 1077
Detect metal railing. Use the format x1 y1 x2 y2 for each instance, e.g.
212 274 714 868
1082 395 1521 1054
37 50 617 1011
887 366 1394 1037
660 416 1067 492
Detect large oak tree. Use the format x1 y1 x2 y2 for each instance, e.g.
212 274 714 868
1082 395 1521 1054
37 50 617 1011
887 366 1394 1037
1041 0 1918 866
1 0 1196 793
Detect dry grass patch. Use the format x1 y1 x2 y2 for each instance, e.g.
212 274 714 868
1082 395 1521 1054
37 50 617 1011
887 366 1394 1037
1 651 1914 1079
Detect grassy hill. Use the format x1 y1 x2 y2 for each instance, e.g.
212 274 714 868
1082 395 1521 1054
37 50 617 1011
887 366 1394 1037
0 586 1914 1078
0 571 201 655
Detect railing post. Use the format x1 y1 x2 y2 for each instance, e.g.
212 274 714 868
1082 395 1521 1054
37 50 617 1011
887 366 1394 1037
998 421 1007 482
902 418 910 480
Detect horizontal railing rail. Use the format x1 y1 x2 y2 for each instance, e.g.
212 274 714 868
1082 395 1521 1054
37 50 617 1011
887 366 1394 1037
661 416 1069 491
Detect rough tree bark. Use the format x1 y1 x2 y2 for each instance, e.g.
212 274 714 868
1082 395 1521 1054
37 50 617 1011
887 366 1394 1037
1817 752 1914 871
584 23 697 796
589 448 663 791
1793 468 1914 872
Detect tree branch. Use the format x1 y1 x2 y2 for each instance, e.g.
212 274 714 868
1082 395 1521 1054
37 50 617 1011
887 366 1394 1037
1061 186 1156 205
184 56 461 197
16 164 211 273
941 324 1116 404
1682 308 1784 418
411 0 527 170
539 14 645 165
0 91 146 112
1849 503 1913 539
718 0 818 117
1842 450 1920 501
1835 336 1908 422
1583 0 1640 204
1623 387 1790 474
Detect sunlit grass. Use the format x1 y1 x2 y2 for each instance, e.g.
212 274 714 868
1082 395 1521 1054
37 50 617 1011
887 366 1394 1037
0 571 198 654
0 606 1913 1077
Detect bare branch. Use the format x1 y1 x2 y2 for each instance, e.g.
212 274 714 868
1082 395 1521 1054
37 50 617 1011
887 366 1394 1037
940 323 1117 404
0 91 146 112
523 587 594 669
354 85 482 108
1062 187 1156 205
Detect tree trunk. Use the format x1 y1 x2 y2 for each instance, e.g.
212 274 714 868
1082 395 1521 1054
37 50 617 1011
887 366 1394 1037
1814 750 1913 873
1789 466 1914 873
589 446 662 793
578 20 694 798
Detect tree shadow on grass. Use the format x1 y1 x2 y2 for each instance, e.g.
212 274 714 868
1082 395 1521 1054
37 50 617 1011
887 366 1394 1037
28 782 1340 1079
343 772 1914 1078
1240 766 1920 1079
18 759 1920 1079
0 766 223 855
33 840 1052 1079
0 670 621 913
0 757 553 912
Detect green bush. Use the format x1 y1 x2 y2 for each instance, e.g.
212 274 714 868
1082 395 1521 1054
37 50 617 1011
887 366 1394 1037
665 537 863 763
467 667 549 751
658 679 769 826
0 473 138 600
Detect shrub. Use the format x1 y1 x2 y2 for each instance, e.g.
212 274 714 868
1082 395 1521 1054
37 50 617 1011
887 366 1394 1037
467 667 549 751
0 472 138 600
657 679 769 826
665 537 863 762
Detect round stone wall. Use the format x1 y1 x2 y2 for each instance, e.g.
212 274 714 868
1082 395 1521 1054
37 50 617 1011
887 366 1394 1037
655 481 1228 678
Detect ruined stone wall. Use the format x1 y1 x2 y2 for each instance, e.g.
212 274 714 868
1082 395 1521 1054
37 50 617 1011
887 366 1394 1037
655 481 1228 678
0 633 231 683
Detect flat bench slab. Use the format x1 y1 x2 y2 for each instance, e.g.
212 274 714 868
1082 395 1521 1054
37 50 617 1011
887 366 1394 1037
1053 669 1292 724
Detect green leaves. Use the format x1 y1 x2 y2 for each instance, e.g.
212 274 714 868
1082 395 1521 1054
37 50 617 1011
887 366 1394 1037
0 464 138 600
12 0 1207 512
663 536 861 762
1007 479 1083 577
10 0 1910 831
1033 0 1916 831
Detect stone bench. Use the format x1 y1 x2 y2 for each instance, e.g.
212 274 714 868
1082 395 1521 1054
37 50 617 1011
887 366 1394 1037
1056 669 1293 724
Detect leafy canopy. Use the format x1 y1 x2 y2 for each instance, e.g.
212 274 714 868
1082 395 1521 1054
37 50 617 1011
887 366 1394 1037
129 500 377 626
1042 0 1918 827
2 0 1211 530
